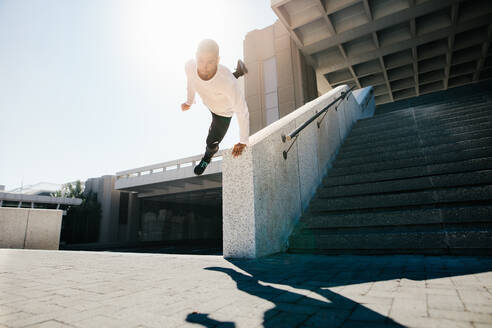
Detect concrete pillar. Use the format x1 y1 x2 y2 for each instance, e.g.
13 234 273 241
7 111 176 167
126 192 140 242
84 175 121 243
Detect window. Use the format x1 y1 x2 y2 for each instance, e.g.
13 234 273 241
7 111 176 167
263 56 279 126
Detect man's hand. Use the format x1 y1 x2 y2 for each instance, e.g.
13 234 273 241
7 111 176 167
232 143 247 157
181 103 191 111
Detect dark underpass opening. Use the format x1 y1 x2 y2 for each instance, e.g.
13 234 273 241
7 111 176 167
128 196 223 255
60 187 223 255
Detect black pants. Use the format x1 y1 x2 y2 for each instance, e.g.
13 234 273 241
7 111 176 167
203 111 232 161
202 68 241 161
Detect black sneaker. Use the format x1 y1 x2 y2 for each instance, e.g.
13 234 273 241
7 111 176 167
235 59 248 77
194 157 211 175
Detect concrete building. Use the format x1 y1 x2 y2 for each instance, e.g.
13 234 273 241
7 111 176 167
7 182 64 196
243 20 319 133
266 0 491 105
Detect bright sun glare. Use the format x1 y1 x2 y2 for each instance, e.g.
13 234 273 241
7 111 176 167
120 0 228 79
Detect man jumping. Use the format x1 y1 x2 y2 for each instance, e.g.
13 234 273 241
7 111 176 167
181 39 250 176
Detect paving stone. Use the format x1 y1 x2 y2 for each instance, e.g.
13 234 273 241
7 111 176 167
0 249 491 328
271 290 307 303
0 305 19 317
302 308 351 327
391 315 474 328
339 321 403 328
349 302 392 321
428 308 492 324
274 302 319 315
71 314 141 328
24 320 77 328
457 289 492 305
390 297 427 317
427 294 465 311
0 311 35 326
462 303 492 314
473 323 492 328
263 311 309 328
5 299 66 316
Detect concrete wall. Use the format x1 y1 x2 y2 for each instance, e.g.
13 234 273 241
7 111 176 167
0 207 63 250
244 20 317 134
222 85 374 258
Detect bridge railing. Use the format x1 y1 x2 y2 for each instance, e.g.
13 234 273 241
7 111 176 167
115 150 226 181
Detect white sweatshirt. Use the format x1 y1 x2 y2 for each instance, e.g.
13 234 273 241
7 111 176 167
184 59 250 145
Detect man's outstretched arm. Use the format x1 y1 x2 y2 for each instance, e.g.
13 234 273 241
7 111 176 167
182 60 196 111
226 78 250 156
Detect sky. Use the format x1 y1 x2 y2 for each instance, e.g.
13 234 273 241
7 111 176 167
0 0 277 191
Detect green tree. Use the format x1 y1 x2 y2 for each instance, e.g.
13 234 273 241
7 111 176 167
51 180 84 198
52 180 102 244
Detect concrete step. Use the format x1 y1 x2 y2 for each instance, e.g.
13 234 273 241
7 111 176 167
326 157 492 187
348 114 492 141
358 105 492 130
357 98 492 127
376 94 488 113
331 146 492 176
337 135 492 161
299 205 492 229
339 130 492 158
343 122 492 148
341 128 492 154
349 110 492 138
371 99 490 122
320 167 492 198
374 95 490 117
334 139 492 167
288 229 492 255
311 184 492 211
354 103 492 132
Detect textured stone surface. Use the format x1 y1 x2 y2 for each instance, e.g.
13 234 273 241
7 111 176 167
0 208 28 249
329 147 492 177
301 205 492 229
320 169 492 198
222 147 256 258
24 209 62 250
353 103 492 132
1 249 491 328
0 208 62 250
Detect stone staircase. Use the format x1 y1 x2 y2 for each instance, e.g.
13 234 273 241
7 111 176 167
288 85 492 255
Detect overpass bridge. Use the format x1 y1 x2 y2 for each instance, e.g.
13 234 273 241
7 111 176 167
114 151 225 206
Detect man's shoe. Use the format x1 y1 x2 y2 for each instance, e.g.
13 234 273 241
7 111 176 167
235 59 248 77
194 157 211 176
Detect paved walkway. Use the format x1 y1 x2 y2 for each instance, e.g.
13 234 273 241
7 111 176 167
0 249 491 328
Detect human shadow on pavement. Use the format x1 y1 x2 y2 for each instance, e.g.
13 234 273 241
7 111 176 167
185 265 405 327
185 254 492 327
186 312 235 328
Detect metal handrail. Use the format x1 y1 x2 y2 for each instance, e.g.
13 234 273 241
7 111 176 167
281 86 355 159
